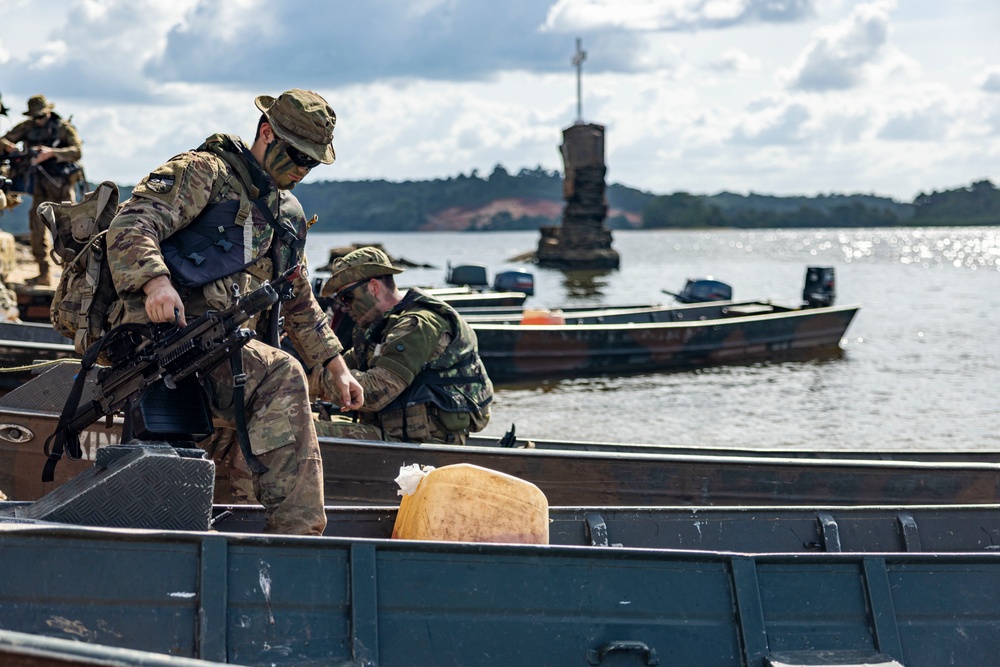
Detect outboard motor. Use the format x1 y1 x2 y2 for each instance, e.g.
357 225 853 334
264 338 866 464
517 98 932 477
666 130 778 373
446 262 489 287
493 269 535 296
673 278 732 303
802 266 836 308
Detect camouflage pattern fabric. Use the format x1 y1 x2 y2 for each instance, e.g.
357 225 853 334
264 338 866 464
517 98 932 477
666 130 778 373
2 113 83 276
313 416 385 441
107 134 340 535
316 290 492 444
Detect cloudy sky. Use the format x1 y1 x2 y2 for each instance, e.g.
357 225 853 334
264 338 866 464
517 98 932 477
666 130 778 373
1 0 997 202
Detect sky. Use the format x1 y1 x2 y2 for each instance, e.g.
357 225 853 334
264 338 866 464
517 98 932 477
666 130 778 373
1 0 998 203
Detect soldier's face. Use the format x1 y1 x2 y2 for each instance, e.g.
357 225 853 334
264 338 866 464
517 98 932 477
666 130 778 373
262 138 313 190
348 283 382 327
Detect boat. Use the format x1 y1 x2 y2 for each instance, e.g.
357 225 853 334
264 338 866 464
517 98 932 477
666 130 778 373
3 371 999 507
470 299 859 383
2 464 1000 666
0 320 76 392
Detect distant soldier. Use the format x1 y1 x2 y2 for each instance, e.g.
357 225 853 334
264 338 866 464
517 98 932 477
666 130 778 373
313 246 493 444
0 95 84 284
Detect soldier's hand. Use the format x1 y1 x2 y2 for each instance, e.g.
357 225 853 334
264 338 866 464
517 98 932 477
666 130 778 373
324 356 364 411
32 147 55 164
143 275 187 326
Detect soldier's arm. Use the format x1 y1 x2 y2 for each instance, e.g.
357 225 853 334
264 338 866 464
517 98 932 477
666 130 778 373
1 122 29 151
48 122 83 163
354 313 451 412
107 152 224 295
280 266 344 368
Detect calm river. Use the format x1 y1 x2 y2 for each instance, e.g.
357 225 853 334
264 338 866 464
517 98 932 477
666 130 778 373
305 227 1000 452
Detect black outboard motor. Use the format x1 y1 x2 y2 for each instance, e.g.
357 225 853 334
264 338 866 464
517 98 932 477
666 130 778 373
672 278 733 303
446 262 489 287
493 269 535 296
802 266 836 308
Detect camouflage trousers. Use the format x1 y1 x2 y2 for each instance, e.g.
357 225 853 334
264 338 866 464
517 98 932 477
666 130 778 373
202 339 326 535
313 412 467 445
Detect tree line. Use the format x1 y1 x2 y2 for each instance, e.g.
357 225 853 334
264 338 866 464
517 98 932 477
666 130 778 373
1 166 996 233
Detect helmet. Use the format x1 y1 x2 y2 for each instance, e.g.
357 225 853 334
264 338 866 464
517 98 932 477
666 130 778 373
322 247 404 297
254 89 336 164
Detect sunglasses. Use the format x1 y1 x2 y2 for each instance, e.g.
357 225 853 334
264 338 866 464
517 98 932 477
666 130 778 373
284 142 321 169
334 279 368 308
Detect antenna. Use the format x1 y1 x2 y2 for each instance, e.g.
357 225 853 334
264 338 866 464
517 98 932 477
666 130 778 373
572 37 587 123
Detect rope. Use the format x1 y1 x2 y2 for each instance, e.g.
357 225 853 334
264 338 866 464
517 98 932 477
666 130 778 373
0 358 80 373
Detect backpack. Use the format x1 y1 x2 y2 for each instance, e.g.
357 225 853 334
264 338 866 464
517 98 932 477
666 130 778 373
39 181 124 354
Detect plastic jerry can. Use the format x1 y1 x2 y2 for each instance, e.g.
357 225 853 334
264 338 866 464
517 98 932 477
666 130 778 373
392 463 549 544
519 308 565 325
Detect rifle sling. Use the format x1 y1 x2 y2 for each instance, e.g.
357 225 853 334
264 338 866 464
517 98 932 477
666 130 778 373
42 327 140 483
230 352 269 474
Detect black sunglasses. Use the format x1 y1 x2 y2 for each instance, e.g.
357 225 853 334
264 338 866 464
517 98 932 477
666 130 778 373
284 142 321 169
334 279 368 308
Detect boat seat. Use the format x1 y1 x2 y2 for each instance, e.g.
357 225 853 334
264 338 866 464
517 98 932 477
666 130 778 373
726 303 775 316
767 651 904 667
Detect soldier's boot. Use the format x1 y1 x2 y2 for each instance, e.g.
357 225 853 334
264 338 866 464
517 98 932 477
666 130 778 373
26 263 50 286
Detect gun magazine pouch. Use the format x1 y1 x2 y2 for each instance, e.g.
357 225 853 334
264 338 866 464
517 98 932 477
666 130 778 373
130 376 214 443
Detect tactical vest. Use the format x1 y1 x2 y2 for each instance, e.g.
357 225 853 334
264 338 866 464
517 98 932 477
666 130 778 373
355 288 493 440
25 113 82 180
161 136 306 290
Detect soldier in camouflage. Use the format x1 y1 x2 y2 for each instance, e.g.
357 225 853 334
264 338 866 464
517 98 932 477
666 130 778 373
312 247 493 444
106 89 364 535
0 95 84 284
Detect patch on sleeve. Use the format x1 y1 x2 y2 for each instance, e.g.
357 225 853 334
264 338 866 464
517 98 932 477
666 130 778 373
145 173 176 194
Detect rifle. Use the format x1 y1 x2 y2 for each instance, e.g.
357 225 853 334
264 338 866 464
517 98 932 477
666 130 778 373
42 266 301 482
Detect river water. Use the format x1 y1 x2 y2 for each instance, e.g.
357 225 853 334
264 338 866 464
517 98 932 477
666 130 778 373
305 227 1000 452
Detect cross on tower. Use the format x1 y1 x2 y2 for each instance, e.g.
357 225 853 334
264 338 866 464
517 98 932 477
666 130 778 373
572 37 587 123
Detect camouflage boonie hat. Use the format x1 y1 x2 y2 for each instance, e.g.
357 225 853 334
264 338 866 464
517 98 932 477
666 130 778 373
24 95 54 117
322 247 403 297
255 89 336 164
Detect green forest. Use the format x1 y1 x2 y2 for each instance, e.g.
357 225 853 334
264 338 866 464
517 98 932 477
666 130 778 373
2 164 998 233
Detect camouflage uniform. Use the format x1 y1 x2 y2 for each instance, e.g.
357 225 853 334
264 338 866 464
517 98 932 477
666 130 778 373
107 91 341 535
315 248 493 444
1 95 84 281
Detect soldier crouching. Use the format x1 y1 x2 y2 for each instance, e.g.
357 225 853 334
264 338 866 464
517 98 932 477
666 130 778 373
312 247 493 445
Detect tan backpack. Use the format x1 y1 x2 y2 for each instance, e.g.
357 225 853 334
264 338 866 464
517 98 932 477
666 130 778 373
39 181 124 354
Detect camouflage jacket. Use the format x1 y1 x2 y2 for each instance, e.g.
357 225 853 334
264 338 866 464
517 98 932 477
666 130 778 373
2 113 83 166
106 133 342 368
344 288 493 440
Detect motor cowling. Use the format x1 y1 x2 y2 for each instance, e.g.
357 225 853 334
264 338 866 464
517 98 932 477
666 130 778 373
493 269 535 296
802 266 836 308
676 278 732 303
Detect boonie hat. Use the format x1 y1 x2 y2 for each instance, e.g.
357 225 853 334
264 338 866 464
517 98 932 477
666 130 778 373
255 89 336 164
322 247 404 297
24 94 54 118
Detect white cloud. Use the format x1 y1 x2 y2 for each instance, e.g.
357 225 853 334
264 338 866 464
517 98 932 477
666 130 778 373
731 100 812 144
706 49 761 73
781 1 893 91
979 67 1000 93
543 0 815 32
876 101 953 141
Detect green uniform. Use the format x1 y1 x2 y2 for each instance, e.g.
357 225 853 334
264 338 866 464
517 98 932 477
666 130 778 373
107 134 342 535
316 288 493 444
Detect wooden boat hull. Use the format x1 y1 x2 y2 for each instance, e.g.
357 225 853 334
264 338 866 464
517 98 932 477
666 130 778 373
3 404 1000 507
1 519 998 666
0 321 76 392
473 302 859 382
